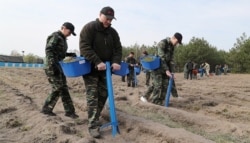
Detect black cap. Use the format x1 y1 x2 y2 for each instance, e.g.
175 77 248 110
100 6 116 20
62 22 76 36
174 32 183 44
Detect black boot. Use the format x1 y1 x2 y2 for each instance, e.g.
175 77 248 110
41 105 56 116
65 112 79 119
127 83 131 87
132 82 135 87
122 76 125 82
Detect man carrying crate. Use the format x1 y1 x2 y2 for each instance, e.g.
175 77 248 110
141 33 182 105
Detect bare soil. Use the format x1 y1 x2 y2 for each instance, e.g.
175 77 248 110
0 68 250 143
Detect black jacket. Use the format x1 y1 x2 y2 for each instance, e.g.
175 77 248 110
126 56 136 70
79 19 122 67
187 62 193 70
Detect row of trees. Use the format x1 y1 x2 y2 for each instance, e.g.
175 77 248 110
7 33 249 73
122 33 250 73
9 50 43 63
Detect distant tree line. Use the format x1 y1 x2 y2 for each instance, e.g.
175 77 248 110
5 33 249 73
7 50 44 64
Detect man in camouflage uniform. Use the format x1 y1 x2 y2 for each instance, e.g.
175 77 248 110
126 52 137 87
41 22 79 119
141 33 182 105
183 61 188 79
79 6 122 138
141 51 151 86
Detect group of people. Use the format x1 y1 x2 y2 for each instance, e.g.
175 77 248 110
215 64 228 75
122 50 151 87
184 61 229 79
41 6 183 138
184 61 210 79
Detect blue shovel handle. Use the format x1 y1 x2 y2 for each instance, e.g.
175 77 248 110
165 74 174 107
101 61 119 137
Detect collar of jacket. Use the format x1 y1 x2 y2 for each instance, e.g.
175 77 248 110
165 37 174 46
57 30 66 40
95 18 111 31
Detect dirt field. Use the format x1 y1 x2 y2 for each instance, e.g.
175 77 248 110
0 68 250 143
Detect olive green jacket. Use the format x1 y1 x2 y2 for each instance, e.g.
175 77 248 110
157 38 175 73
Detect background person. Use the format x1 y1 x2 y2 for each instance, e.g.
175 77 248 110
126 52 137 87
186 60 193 80
223 64 228 75
141 51 151 86
183 61 188 79
204 62 210 77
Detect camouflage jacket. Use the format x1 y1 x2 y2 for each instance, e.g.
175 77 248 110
44 31 67 69
157 38 175 73
79 19 122 67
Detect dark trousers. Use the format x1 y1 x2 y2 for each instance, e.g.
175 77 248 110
187 69 193 80
127 69 135 87
145 72 151 86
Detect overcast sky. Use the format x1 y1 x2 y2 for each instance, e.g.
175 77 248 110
0 0 249 57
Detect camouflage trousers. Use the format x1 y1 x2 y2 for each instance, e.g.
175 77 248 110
43 69 75 114
146 70 178 105
82 73 108 129
144 72 155 99
145 71 151 86
127 69 135 86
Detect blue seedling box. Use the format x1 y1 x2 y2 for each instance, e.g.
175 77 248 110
141 56 160 70
112 61 129 76
135 66 141 75
60 57 91 77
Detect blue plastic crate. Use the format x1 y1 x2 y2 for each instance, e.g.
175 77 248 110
60 57 91 77
135 66 141 75
112 62 128 76
141 56 160 70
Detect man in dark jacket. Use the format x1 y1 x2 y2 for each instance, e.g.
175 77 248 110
41 22 79 119
186 60 193 80
79 6 122 138
126 52 137 87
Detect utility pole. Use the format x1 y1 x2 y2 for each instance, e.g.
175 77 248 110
22 51 25 56
22 51 25 63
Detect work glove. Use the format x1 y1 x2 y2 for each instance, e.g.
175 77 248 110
66 52 77 57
